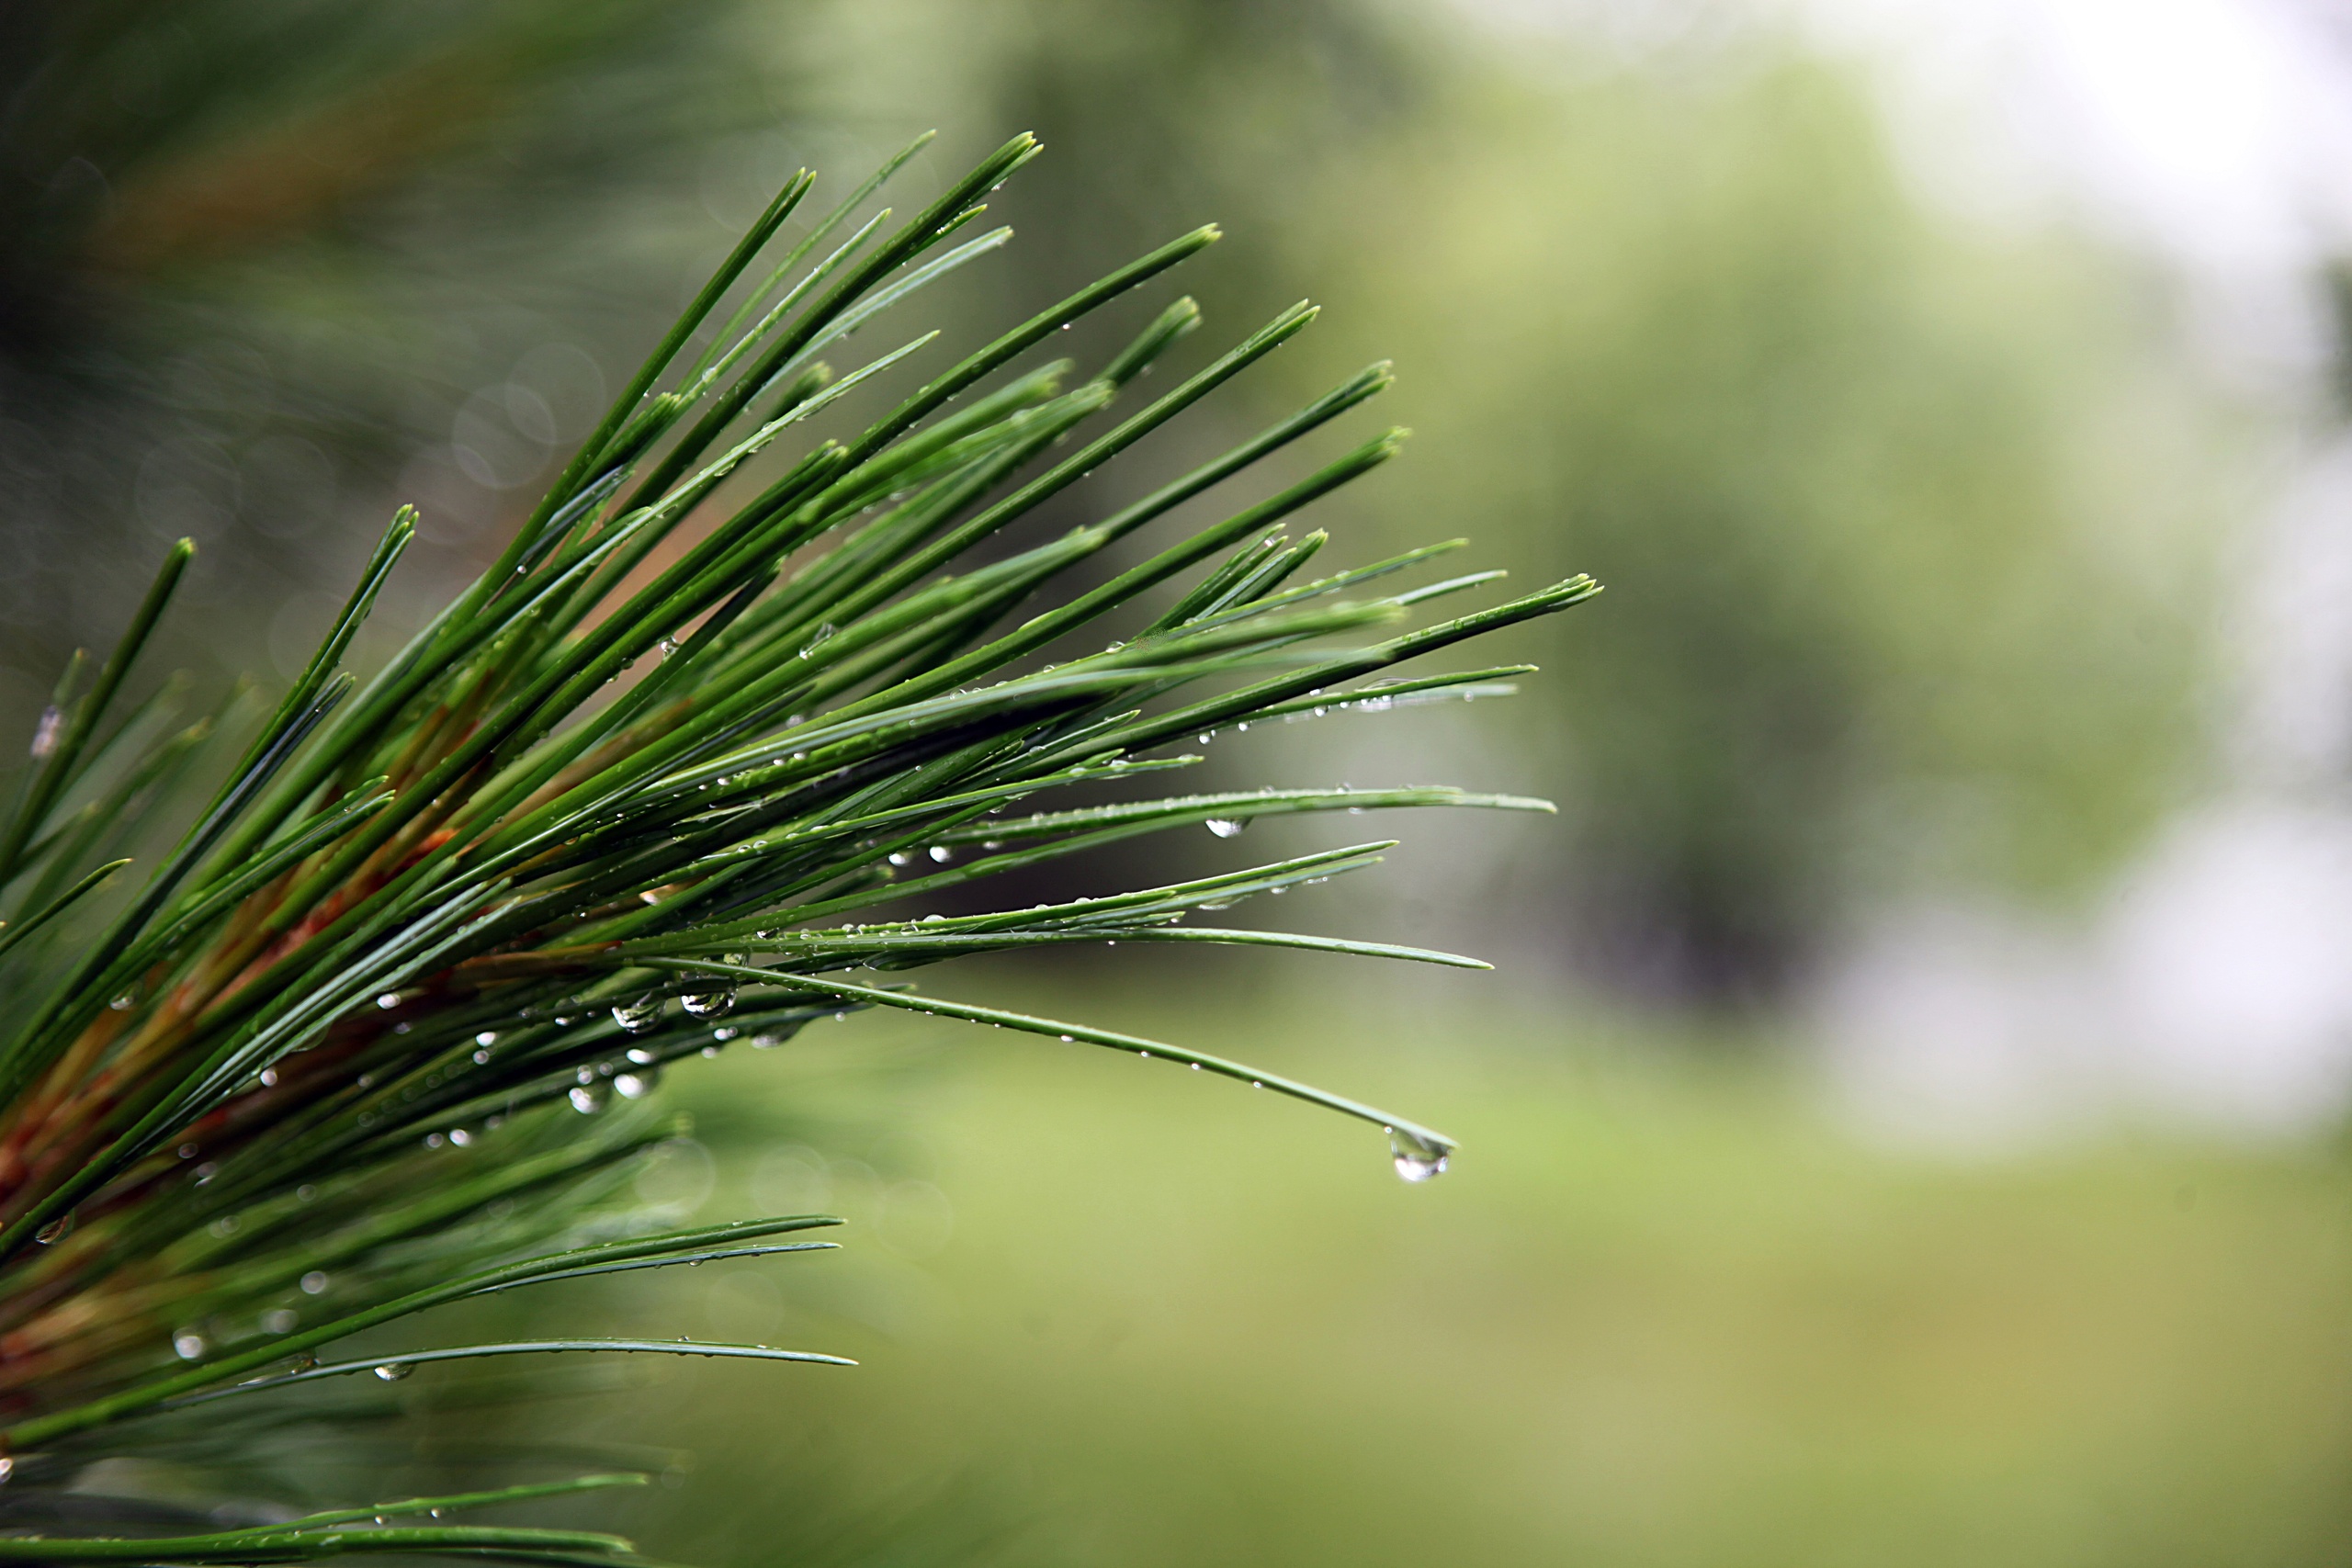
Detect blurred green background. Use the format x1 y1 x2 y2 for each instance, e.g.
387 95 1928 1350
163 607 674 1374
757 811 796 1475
6 0 2343 1562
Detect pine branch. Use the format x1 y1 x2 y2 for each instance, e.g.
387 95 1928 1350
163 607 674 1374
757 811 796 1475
0 130 1595 1562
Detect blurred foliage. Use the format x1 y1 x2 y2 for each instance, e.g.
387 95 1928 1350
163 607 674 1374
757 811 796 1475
0 0 2243 990
0 0 777 701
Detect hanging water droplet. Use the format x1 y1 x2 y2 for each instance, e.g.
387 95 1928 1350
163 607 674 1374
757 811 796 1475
626 1047 659 1066
612 994 664 1033
1388 1129 1451 1183
701 1044 722 1057
375 992 401 1010
657 637 679 660
1199 896 1238 910
28 705 62 761
614 1070 659 1100
1197 733 1215 745
888 851 911 867
711 1025 739 1041
475 1031 498 1047
569 1083 608 1114
448 1128 473 1146
109 994 133 1011
260 1308 299 1334
471 1049 492 1065
35 1213 74 1246
373 1361 414 1382
1205 818 1247 839
928 844 953 863
173 1330 207 1361
682 962 741 1019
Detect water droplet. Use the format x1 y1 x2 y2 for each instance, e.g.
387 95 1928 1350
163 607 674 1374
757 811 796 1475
109 994 133 1011
424 1132 447 1149
1197 733 1215 745
261 1308 298 1334
658 637 679 660
928 844 953 863
1388 1130 1451 1183
0 1455 16 1484
682 964 740 1018
259 1066 279 1088
711 1025 739 1041
1205 818 1247 839
375 993 401 1010
569 1083 608 1114
615 1070 659 1100
373 1362 414 1382
287 1352 319 1373
626 1047 659 1066
472 1049 492 1065
36 1213 73 1245
28 705 62 760
1199 896 1238 910
300 1269 330 1295
701 1045 721 1057
173 1330 207 1360
448 1128 472 1146
612 994 664 1033
888 851 911 867
475 1031 498 1047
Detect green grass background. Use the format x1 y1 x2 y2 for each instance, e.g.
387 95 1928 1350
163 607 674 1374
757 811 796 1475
488 983 2352 1566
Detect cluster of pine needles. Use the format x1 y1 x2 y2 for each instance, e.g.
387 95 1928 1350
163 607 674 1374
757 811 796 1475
0 131 1594 1561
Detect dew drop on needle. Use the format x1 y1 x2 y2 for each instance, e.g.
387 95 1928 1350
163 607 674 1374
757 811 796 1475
1387 1129 1451 1183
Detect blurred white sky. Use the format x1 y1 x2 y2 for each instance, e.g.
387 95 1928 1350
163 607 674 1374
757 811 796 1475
1794 0 2352 382
1469 0 2352 376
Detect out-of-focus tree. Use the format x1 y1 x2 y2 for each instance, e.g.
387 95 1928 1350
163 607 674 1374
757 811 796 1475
816 0 2232 994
